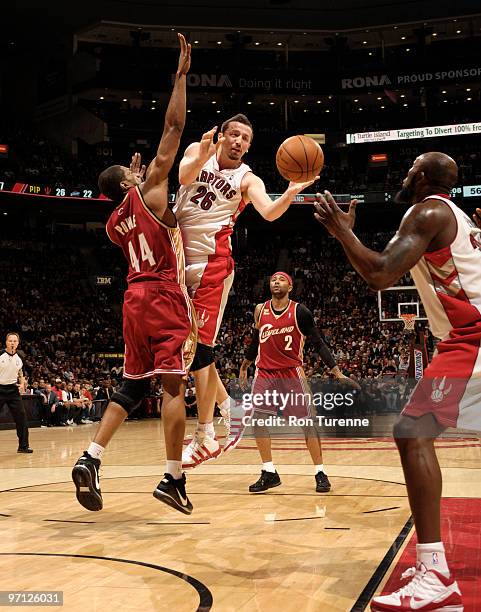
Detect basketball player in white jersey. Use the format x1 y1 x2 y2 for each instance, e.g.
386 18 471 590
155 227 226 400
315 152 481 611
175 115 318 468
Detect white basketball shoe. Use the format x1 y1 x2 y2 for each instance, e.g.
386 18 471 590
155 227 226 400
223 400 251 454
371 563 463 611
182 429 221 469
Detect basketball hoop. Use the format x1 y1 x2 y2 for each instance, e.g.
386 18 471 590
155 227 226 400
400 313 417 332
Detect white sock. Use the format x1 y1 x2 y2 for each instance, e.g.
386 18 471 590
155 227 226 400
87 442 104 460
218 397 230 412
416 542 450 577
262 461 276 473
315 464 325 474
166 460 182 480
198 421 215 437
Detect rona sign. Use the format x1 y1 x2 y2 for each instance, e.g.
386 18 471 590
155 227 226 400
341 66 481 89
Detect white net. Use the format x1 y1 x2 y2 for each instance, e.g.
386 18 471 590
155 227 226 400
400 314 417 331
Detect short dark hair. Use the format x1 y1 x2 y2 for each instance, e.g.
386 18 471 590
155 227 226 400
98 165 126 202
221 114 253 140
6 332 20 341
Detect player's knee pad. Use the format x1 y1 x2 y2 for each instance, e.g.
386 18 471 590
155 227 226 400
111 379 150 414
190 343 214 372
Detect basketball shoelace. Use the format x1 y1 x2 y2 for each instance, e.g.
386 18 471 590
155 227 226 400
391 563 448 598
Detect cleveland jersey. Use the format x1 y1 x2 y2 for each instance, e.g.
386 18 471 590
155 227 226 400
173 154 252 261
255 300 305 370
410 195 481 340
106 186 185 286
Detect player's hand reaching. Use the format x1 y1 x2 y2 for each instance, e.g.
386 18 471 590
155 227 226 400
314 190 358 238
330 366 361 390
176 33 191 76
473 207 481 228
197 126 218 162
239 365 249 390
287 176 320 195
129 152 146 182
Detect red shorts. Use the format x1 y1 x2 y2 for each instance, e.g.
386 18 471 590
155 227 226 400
251 367 313 418
122 282 196 379
185 256 234 347
402 321 481 430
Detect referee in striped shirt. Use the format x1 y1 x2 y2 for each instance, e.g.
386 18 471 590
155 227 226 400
0 332 32 453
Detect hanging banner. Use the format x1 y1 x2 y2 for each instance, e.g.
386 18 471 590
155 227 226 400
347 122 481 144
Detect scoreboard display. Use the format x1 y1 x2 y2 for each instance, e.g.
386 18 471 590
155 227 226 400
0 180 102 200
0 180 479 204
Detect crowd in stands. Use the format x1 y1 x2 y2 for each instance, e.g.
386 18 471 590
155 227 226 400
2 124 481 199
0 221 428 423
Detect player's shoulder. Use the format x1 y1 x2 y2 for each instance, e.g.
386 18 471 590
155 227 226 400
295 302 311 314
402 198 452 229
183 141 201 156
254 302 264 315
241 170 261 186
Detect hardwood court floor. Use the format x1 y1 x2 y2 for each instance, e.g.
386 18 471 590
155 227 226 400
0 420 480 611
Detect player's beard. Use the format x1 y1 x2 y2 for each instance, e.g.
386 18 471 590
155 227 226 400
393 184 415 205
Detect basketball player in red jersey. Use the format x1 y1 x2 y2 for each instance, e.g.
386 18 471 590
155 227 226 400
315 152 481 610
72 34 197 515
176 119 319 468
239 272 354 493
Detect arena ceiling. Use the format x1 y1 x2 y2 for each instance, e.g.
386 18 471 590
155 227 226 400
6 0 481 38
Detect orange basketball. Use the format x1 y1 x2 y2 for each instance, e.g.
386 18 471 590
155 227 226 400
276 135 324 182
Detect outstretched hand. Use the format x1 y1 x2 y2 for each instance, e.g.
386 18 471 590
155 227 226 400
314 190 358 238
473 207 481 229
129 152 146 182
176 32 191 76
198 126 219 161
239 366 249 390
288 175 320 194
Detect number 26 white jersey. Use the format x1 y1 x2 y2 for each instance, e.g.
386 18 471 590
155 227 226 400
174 154 252 261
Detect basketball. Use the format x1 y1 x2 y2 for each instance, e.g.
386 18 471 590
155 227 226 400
276 135 324 182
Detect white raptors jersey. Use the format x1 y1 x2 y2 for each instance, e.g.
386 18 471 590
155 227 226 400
174 154 252 261
410 195 481 340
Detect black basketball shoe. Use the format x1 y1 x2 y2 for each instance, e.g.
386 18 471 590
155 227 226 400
249 470 281 493
17 447 33 453
72 452 103 511
153 473 193 515
315 471 331 493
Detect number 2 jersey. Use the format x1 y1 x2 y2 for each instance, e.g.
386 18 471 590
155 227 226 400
105 186 185 286
256 300 304 370
173 154 252 261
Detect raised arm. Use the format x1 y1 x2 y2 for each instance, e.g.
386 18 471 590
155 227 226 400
243 173 318 222
141 33 191 214
178 127 219 185
314 191 451 290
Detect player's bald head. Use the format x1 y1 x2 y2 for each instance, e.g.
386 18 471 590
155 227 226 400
415 152 458 191
396 151 459 205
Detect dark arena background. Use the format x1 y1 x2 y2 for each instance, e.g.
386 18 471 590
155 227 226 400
1 1 481 611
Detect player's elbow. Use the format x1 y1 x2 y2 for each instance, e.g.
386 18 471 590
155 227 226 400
366 272 394 291
258 208 277 222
